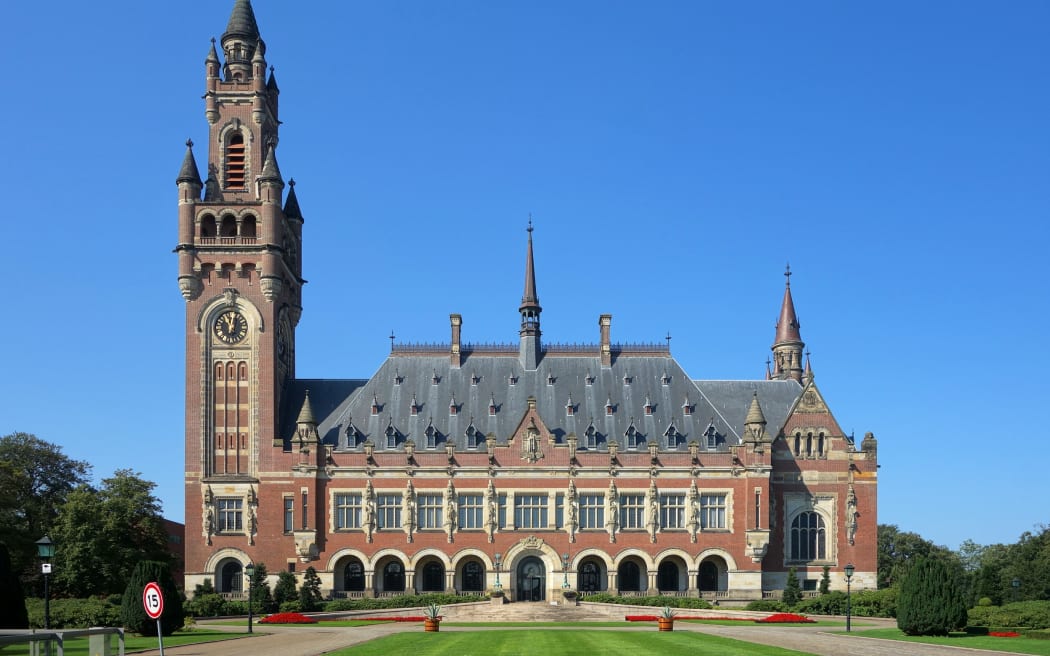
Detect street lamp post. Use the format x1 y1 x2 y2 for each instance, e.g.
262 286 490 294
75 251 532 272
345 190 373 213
35 536 55 630
844 563 855 633
1012 578 1021 602
494 552 502 591
561 553 570 589
244 563 255 634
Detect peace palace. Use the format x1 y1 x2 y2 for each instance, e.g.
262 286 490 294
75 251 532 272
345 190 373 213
176 0 878 603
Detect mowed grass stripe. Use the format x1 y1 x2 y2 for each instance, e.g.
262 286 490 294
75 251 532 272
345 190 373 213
328 629 816 656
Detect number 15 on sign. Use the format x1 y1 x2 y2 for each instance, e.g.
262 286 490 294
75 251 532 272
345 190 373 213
142 582 165 655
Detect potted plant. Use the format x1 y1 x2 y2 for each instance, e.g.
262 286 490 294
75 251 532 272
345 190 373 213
561 588 578 601
423 604 442 632
658 606 676 632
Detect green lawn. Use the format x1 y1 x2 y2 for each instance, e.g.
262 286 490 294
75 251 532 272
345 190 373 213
326 630 816 656
854 628 1050 655
0 629 248 656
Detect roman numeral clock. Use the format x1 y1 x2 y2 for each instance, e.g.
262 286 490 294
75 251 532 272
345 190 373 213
214 310 248 345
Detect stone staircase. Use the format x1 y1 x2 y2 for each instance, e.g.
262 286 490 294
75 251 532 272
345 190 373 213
440 600 640 623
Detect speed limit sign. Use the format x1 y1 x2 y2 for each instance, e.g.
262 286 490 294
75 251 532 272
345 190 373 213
143 581 165 619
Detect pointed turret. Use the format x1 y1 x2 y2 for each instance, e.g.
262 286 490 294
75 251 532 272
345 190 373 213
221 0 261 82
258 145 283 184
283 179 302 219
803 351 814 385
744 391 769 445
176 140 203 187
296 391 319 444
771 265 805 382
518 219 542 369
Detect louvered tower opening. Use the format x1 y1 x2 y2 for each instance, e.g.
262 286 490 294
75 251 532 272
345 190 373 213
225 133 246 188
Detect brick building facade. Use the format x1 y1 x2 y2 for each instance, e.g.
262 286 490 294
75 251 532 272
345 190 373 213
177 0 878 602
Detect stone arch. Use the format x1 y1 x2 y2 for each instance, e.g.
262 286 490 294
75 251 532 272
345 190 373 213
204 547 250 595
612 548 652 593
696 548 735 593
407 548 452 569
449 548 493 593
372 550 409 594
655 550 690 593
195 293 266 336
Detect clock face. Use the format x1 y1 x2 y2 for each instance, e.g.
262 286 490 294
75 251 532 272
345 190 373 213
214 310 248 344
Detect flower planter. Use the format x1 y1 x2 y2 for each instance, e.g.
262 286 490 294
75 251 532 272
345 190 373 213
424 619 441 632
658 618 674 632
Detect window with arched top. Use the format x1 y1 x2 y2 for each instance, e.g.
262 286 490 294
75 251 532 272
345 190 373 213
225 133 246 188
790 511 827 561
200 214 217 239
240 215 257 239
219 215 237 238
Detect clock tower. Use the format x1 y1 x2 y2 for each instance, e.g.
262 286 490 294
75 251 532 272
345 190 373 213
176 0 304 559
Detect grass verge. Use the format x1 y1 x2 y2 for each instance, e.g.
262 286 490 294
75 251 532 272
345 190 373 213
0 629 248 656
854 628 1050 655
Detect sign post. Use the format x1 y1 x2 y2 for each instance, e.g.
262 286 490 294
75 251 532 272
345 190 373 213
143 581 165 656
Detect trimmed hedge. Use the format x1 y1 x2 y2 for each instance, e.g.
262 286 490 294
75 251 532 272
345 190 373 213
578 593 712 610
968 601 1050 631
25 597 122 629
323 593 486 612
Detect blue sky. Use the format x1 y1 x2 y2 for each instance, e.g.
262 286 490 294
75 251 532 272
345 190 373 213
1 1 1047 551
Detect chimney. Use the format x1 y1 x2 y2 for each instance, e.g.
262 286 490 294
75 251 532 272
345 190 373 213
599 314 612 367
450 314 462 367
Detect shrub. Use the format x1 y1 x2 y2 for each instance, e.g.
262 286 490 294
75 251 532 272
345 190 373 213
897 556 967 636
576 593 711 609
279 600 304 613
798 591 847 615
782 568 802 607
274 571 298 607
120 561 185 637
26 597 122 629
851 587 897 618
819 566 831 596
968 601 1050 630
978 597 994 607
745 600 786 613
323 593 486 612
183 593 228 617
298 567 323 611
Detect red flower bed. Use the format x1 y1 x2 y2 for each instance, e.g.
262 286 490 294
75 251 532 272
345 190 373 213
989 631 1020 638
625 615 754 622
755 613 815 624
259 612 317 624
355 616 427 622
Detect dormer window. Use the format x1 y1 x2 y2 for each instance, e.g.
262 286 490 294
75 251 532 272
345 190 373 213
508 375 517 386
465 421 479 449
705 423 718 450
471 372 480 385
623 374 632 385
371 393 380 416
345 420 359 448
644 396 653 415
565 396 574 416
385 422 397 449
449 395 458 416
625 422 638 450
661 372 671 385
489 395 497 416
547 373 556 386
605 398 614 416
432 370 440 385
424 421 438 449
393 369 402 385
683 397 693 415
585 373 595 386
664 423 679 450
410 395 419 416
584 422 598 449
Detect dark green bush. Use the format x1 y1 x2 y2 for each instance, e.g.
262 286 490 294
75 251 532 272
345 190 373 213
323 593 486 612
967 601 1050 630
851 588 897 618
183 593 228 617
279 600 303 613
897 557 967 636
25 597 122 629
120 561 185 636
782 568 801 607
744 599 786 613
798 591 847 615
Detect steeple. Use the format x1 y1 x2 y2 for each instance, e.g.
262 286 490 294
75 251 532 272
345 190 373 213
518 219 542 369
176 140 202 187
221 0 261 82
771 265 805 383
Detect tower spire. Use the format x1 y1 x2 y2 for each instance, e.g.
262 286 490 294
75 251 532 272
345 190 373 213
221 0 262 82
771 264 805 382
518 218 542 369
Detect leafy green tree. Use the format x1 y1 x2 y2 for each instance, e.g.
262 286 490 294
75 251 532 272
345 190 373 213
50 470 172 597
897 556 967 636
274 571 298 606
819 565 831 595
120 561 184 637
0 543 29 629
298 566 323 611
782 567 801 607
0 433 90 581
878 524 959 589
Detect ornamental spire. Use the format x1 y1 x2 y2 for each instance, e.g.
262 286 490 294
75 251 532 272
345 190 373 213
518 218 542 369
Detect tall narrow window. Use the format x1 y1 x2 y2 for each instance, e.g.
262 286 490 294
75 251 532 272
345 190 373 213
301 491 308 530
283 496 293 533
225 133 246 188
790 511 827 561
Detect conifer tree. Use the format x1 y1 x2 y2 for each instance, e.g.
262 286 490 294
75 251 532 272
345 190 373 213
120 561 184 636
897 556 968 636
819 565 831 595
782 567 802 607
274 570 298 606
298 566 323 611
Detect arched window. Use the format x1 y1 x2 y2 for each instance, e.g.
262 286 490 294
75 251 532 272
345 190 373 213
343 559 365 592
579 561 601 592
219 561 243 594
790 511 827 561
200 214 217 239
382 561 405 592
240 215 257 239
421 562 445 592
617 561 641 592
220 215 237 237
657 561 680 592
462 561 484 592
225 133 246 188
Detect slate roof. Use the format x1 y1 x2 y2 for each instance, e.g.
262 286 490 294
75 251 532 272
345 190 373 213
280 353 803 454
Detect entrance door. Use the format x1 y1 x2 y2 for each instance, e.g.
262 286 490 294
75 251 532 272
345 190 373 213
579 560 601 592
516 556 546 602
699 561 719 591
421 562 445 592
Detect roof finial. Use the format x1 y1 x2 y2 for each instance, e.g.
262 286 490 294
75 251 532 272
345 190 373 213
527 214 533 233
389 330 395 350
784 262 792 286
186 139 194 148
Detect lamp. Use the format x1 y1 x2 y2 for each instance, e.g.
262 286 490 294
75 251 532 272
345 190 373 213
494 552 502 590
562 552 570 589
244 563 256 634
36 536 54 630
1012 577 1021 601
843 563 855 632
